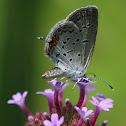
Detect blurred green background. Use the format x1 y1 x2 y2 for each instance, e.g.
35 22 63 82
0 0 125 125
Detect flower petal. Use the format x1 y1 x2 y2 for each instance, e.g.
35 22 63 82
86 85 96 93
43 120 53 126
7 99 15 104
82 107 87 112
96 93 105 99
48 79 57 86
7 91 28 106
58 116 64 125
74 106 79 111
85 110 93 117
22 91 28 98
51 113 58 124
12 92 21 101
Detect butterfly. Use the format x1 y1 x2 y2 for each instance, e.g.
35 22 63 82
39 5 98 81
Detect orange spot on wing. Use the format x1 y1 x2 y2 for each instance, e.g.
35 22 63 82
50 33 62 47
49 32 62 55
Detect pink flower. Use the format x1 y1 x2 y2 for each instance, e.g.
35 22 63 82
7 91 32 119
89 96 114 126
43 113 64 126
8 79 114 126
7 91 28 106
36 89 54 114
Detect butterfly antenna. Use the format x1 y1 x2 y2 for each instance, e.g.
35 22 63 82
87 75 114 91
65 79 68 82
37 36 45 40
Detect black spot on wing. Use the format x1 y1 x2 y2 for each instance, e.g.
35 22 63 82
57 60 59 63
62 46 64 49
83 39 89 43
76 39 80 42
82 26 86 29
79 29 82 32
56 53 60 57
63 53 66 56
67 38 70 41
86 23 90 26
63 41 66 44
91 24 94 27
70 59 72 61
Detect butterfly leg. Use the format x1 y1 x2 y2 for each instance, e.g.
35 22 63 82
60 77 65 81
60 77 69 83
65 79 68 82
72 78 82 90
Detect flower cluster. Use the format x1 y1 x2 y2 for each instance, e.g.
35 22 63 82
7 79 114 126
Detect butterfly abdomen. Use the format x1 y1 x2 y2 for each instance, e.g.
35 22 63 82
41 67 66 79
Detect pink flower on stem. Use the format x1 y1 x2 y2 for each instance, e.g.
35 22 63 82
48 79 64 112
7 91 33 120
89 96 114 126
76 79 96 108
43 113 64 126
74 106 93 126
7 79 114 126
80 85 96 109
36 89 54 114
48 79 71 114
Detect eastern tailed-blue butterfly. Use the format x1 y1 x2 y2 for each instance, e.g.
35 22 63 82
38 5 98 82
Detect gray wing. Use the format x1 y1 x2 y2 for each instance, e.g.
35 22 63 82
45 20 81 74
43 6 98 79
66 5 98 73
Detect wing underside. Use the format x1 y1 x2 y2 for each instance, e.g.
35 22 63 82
43 6 98 79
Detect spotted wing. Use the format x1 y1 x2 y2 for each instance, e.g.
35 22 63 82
44 20 81 77
66 5 98 74
43 6 98 79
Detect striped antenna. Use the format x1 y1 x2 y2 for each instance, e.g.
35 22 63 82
37 36 45 40
85 74 114 91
